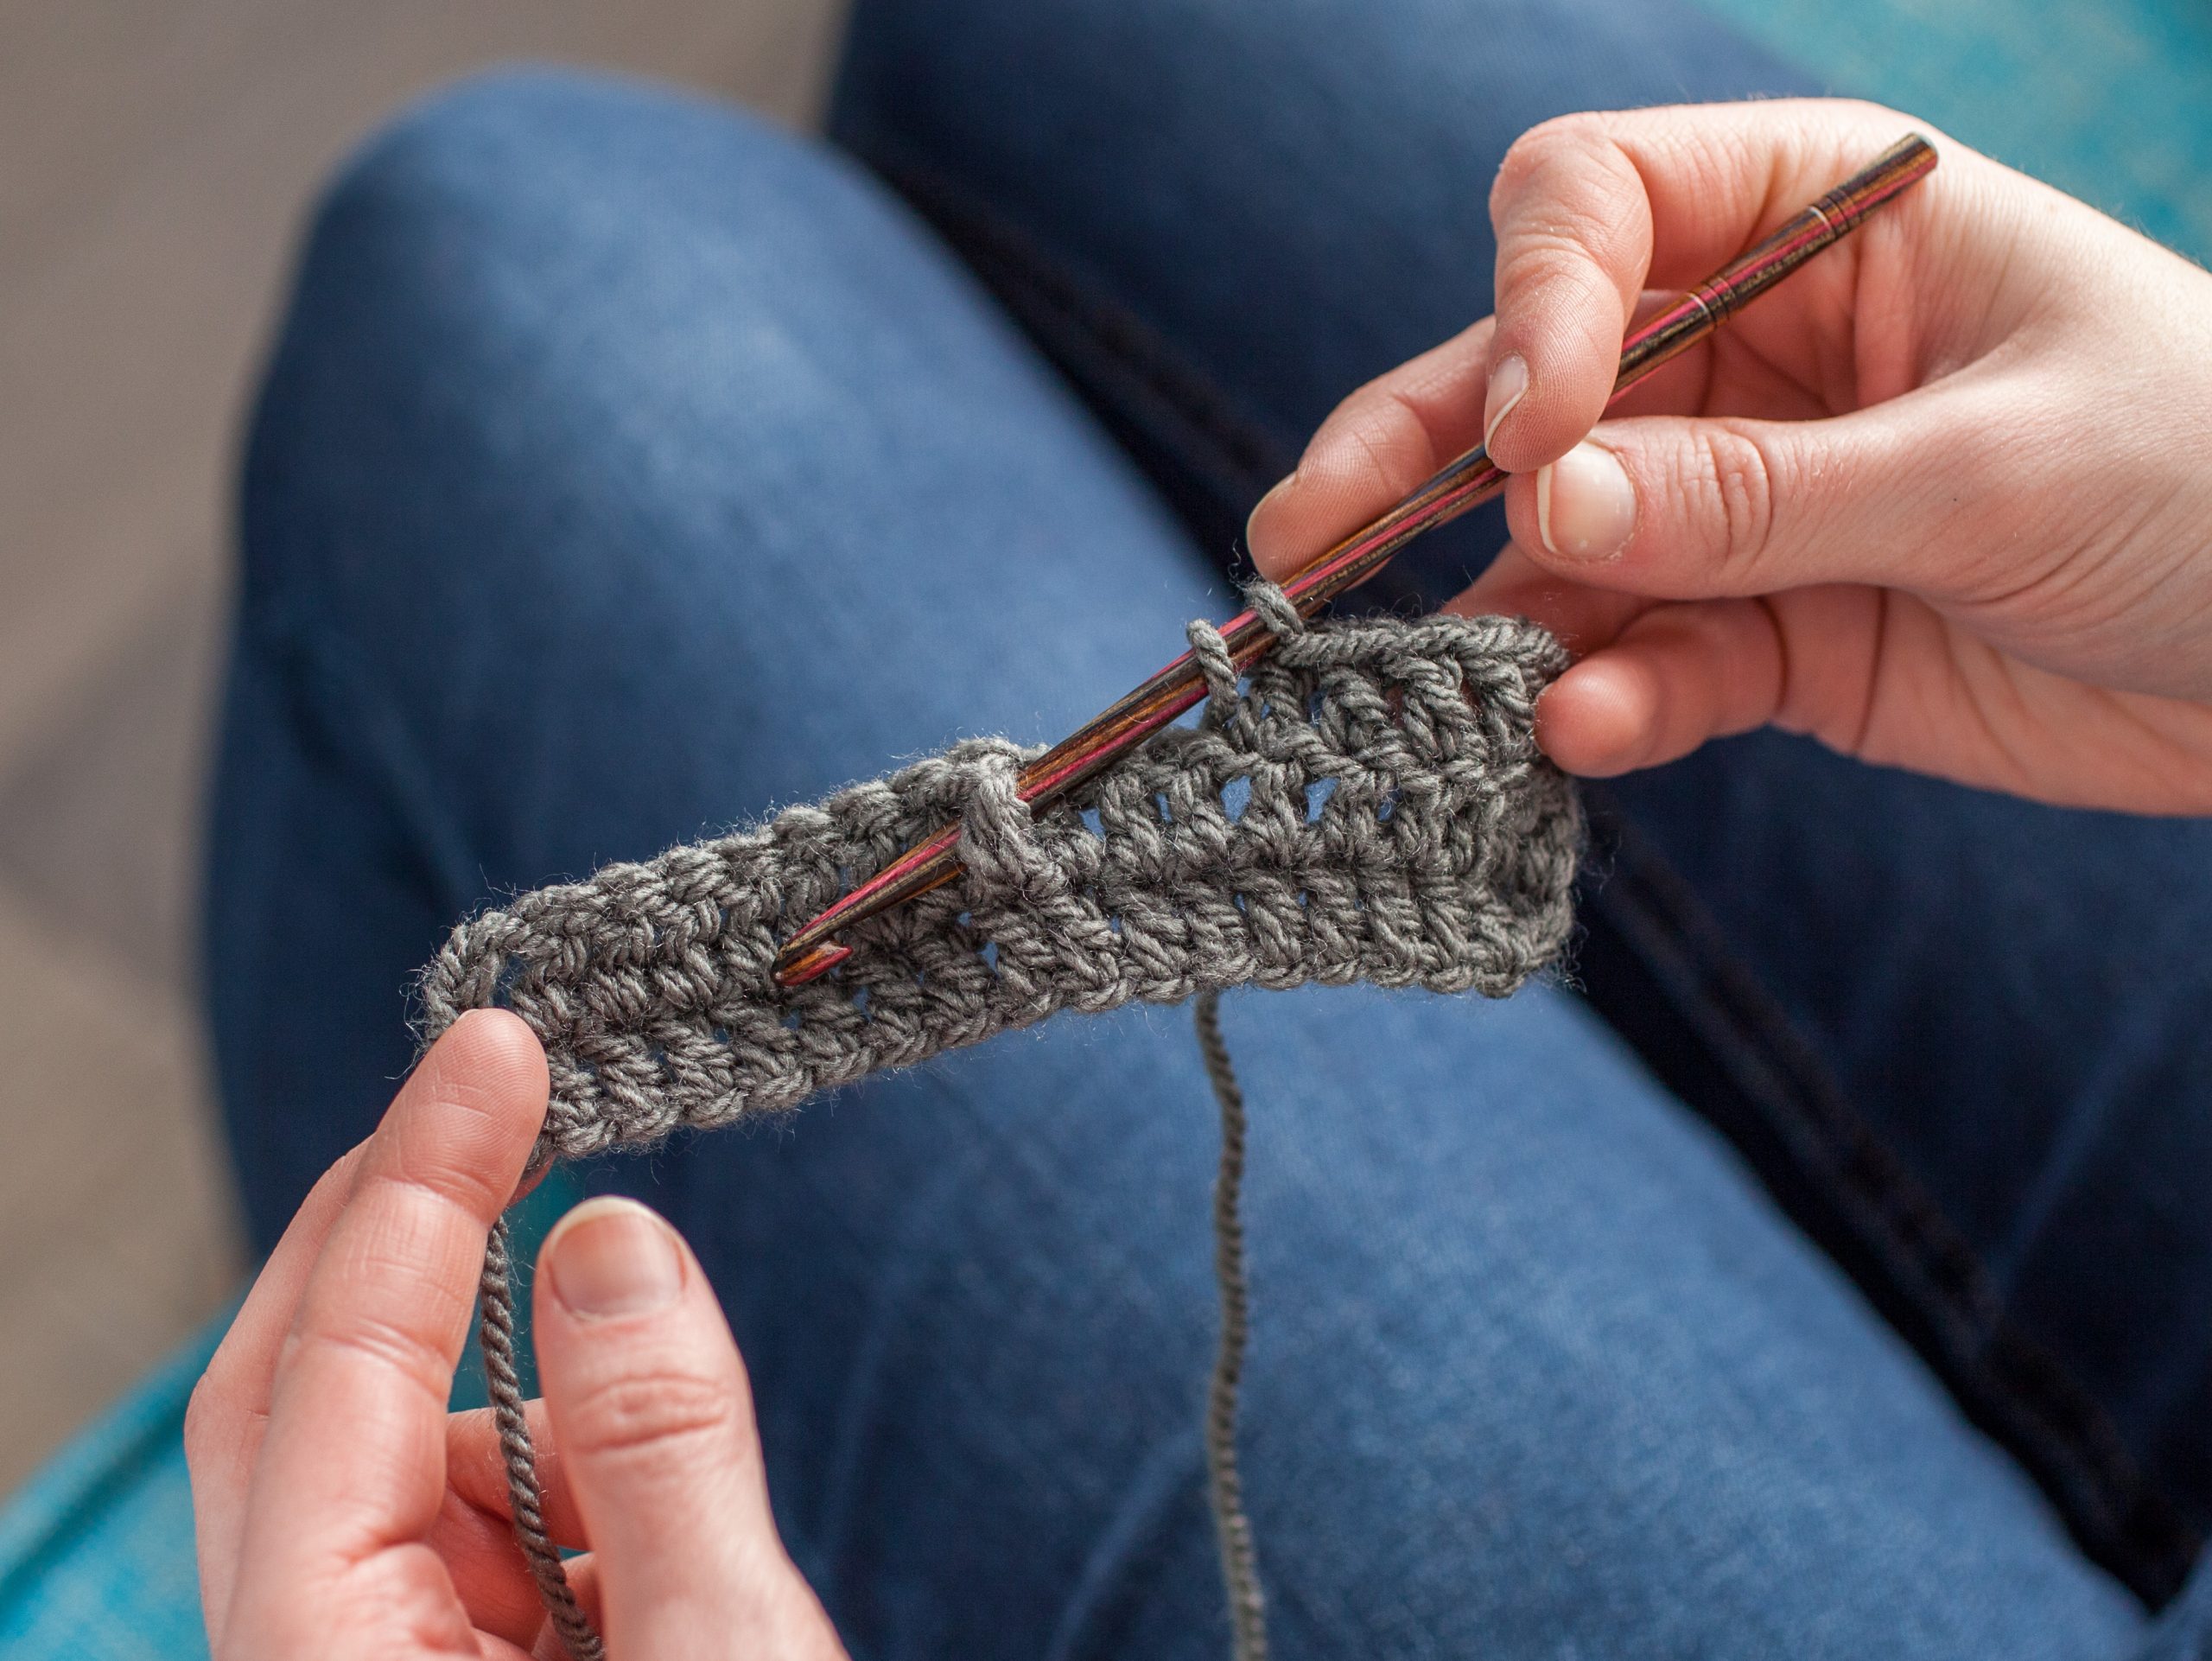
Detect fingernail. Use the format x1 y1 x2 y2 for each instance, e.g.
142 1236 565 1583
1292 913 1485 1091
1535 440 1635 561
1483 353 1529 451
546 1197 683 1317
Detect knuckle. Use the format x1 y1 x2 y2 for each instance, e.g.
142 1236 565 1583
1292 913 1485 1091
1491 119 1646 319
1683 426 1781 581
381 1120 521 1225
1332 386 1433 489
297 1305 457 1396
355 1165 479 1234
1494 235 1618 317
563 1366 742 1468
1304 380 1440 500
1492 112 1606 213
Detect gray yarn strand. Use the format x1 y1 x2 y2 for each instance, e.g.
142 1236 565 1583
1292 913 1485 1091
480 1215 603 1661
1195 987 1268 1661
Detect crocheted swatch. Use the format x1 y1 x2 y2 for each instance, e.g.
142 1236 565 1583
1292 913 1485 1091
417 607 1582 1169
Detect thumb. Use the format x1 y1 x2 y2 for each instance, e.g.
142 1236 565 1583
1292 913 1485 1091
533 1196 844 1660
1501 389 1994 601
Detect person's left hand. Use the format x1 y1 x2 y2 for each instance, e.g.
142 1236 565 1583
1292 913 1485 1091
186 1009 845 1659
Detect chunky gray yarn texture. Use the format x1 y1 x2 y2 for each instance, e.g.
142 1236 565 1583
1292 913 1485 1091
418 600 1582 1168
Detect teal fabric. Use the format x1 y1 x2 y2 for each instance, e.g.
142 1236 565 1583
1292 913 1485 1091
0 1170 580 1658
0 1324 219 1660
1694 0 2212 264
4 2 2207 1651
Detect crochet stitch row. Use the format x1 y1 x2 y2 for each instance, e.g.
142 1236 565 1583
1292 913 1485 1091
417 604 1581 1169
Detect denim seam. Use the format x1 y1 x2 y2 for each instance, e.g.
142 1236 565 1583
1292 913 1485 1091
1589 811 2202 1601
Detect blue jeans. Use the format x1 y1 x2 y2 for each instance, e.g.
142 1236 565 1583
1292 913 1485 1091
206 0 2212 1653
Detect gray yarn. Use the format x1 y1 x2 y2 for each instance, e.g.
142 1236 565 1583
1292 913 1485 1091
1195 987 1268 1661
423 589 1581 1659
478 1217 603 1661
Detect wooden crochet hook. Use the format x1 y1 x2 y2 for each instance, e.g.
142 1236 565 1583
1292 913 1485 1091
774 130 1939 986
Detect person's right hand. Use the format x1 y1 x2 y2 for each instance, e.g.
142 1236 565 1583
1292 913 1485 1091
1246 99 2212 812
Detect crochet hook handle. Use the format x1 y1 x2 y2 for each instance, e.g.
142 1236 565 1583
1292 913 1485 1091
773 131 1938 986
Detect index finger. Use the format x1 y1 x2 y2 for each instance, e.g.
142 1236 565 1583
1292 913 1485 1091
1483 99 1948 470
229 1010 548 1595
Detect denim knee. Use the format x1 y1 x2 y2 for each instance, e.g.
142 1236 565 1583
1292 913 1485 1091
239 67 870 640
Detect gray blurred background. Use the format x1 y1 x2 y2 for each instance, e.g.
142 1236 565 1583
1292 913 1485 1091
0 0 843 1495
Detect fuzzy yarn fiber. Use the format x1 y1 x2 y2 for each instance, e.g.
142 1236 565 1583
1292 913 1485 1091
418 600 1582 1168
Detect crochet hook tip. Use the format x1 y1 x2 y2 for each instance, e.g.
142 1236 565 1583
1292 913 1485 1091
774 939 850 986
